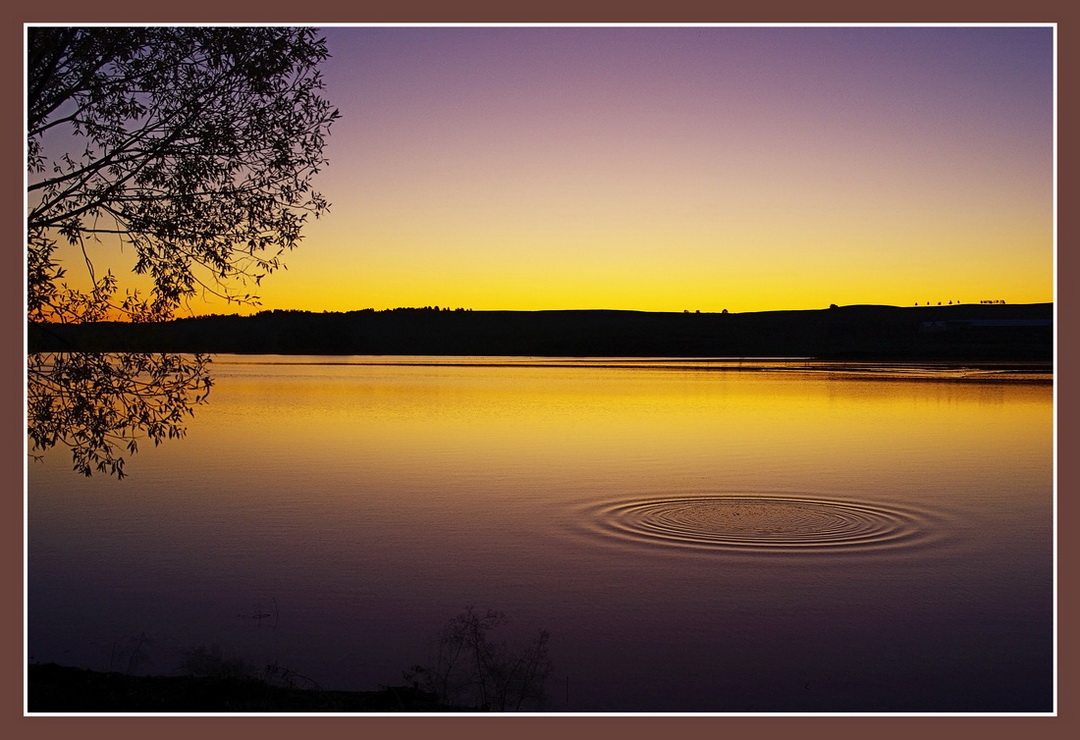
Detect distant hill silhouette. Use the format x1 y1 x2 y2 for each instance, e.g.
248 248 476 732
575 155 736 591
28 303 1053 363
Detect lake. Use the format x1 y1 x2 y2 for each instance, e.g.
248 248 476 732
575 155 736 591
26 355 1055 713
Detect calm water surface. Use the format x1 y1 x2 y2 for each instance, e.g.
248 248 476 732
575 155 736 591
27 356 1054 712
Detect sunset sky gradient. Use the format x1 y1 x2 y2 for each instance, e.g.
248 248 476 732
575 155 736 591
84 24 1061 315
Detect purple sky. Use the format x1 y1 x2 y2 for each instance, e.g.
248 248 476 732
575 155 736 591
132 25 1061 313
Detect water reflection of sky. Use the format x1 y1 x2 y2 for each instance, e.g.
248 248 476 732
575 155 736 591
28 357 1053 712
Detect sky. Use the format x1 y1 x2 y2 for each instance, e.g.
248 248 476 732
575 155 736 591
56 24 1060 315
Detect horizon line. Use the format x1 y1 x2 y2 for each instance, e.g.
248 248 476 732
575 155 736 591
161 300 1053 320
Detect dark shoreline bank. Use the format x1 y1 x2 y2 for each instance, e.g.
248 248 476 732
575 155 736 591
27 662 460 713
29 303 1053 363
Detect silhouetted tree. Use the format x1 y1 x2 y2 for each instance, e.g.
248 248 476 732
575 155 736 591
28 26 338 318
27 26 338 476
27 351 212 479
407 606 552 711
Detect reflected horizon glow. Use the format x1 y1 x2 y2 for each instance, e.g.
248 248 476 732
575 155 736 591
28 356 1052 711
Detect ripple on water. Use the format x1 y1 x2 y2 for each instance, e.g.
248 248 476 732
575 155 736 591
579 493 938 554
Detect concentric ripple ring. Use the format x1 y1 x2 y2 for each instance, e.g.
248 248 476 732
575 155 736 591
582 494 932 553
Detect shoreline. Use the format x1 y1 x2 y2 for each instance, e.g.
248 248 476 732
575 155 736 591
27 662 464 714
28 303 1054 364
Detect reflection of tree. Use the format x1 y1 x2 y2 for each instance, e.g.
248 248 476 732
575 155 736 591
27 352 211 479
26 27 337 476
406 606 552 711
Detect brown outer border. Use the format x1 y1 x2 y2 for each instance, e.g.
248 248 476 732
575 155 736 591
4 1 1074 738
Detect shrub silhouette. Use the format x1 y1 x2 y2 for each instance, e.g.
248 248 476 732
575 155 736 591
406 606 552 711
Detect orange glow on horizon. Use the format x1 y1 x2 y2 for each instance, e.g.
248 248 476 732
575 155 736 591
35 26 1055 320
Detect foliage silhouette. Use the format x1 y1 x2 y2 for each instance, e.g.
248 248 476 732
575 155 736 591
27 351 212 479
26 26 337 476
27 26 339 318
405 606 552 711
